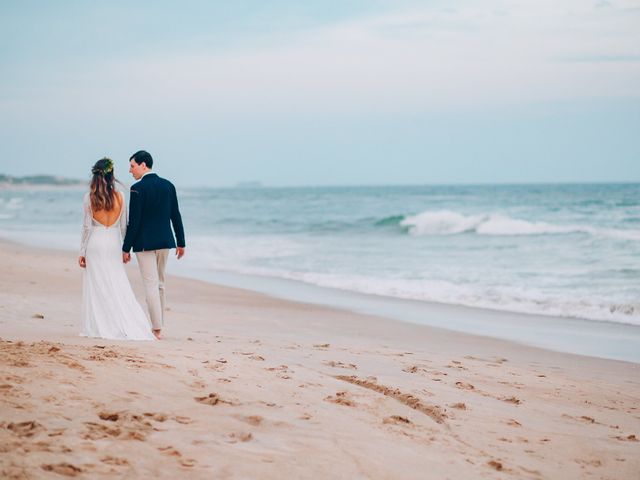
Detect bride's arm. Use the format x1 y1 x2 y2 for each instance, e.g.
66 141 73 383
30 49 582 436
119 191 127 239
79 193 92 267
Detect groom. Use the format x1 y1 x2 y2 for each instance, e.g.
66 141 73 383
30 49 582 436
122 150 185 340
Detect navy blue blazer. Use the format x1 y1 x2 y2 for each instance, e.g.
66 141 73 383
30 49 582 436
122 173 185 253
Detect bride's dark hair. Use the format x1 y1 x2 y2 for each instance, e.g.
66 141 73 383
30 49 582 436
90 157 119 211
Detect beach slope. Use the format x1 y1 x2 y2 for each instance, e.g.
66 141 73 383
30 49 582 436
1 242 638 479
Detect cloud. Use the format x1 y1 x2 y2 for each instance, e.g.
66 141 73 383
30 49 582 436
2 0 640 121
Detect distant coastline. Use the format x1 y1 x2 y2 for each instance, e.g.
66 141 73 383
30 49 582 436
0 174 84 188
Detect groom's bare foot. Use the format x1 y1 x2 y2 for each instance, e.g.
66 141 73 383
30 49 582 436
153 329 162 340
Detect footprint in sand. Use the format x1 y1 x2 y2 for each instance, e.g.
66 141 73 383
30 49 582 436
239 415 263 426
561 414 598 424
158 446 197 467
195 393 222 405
48 428 66 437
41 463 83 476
325 391 355 407
101 456 130 466
86 348 120 362
159 445 182 456
143 412 168 422
6 420 45 438
195 393 234 406
324 361 357 370
403 365 423 373
83 410 164 441
383 415 412 425
173 415 193 425
454 381 522 405
227 432 253 443
447 360 468 371
265 364 293 379
322 360 358 370
575 458 602 468
487 460 506 471
266 364 289 371
205 362 227 372
98 412 120 421
82 422 122 440
455 381 475 391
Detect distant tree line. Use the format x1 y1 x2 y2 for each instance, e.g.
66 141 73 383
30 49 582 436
0 174 83 185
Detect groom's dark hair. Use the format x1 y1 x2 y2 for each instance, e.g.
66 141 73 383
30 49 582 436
130 150 153 169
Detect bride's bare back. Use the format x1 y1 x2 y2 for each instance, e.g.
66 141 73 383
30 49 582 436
93 192 123 227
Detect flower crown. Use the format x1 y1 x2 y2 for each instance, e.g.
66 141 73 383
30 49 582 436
92 158 114 176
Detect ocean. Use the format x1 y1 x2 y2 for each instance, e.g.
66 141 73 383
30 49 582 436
1 182 639 332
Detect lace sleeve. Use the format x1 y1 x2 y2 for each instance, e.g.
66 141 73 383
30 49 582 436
80 193 92 256
118 191 127 240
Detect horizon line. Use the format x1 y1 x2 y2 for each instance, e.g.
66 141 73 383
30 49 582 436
1 173 639 189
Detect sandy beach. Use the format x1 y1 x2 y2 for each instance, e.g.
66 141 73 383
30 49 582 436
1 240 639 479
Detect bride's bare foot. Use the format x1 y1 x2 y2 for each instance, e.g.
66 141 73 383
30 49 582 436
153 329 162 340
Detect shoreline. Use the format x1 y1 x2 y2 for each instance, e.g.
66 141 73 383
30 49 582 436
170 267 640 364
1 241 639 478
2 235 639 363
1 239 637 368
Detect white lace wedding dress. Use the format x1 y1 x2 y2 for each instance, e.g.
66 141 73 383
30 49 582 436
80 191 155 340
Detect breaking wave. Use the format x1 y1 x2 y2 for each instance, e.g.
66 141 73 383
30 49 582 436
398 210 640 241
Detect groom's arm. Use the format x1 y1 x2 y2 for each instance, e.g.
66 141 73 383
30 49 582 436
122 187 142 252
170 184 185 249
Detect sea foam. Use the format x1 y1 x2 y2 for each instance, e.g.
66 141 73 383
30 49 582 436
400 210 640 240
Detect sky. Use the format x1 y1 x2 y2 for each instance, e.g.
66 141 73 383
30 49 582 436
0 0 639 187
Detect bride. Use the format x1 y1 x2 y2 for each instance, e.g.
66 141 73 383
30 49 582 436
78 158 155 340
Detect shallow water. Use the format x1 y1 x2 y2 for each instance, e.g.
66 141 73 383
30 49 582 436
1 183 639 327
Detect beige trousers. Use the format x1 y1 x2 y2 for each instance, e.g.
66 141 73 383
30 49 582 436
136 249 169 330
